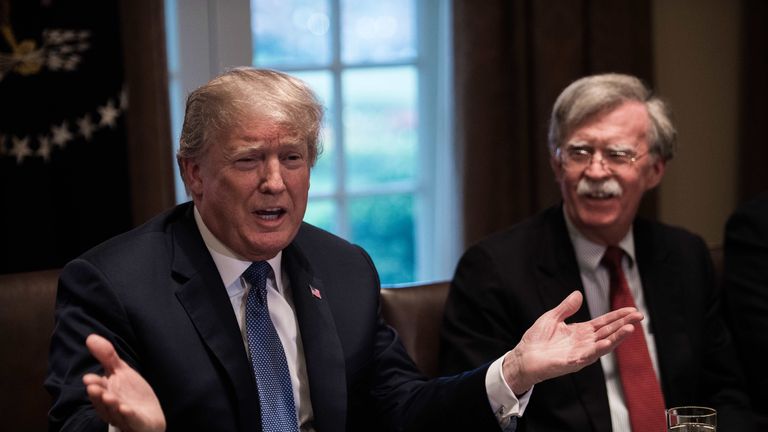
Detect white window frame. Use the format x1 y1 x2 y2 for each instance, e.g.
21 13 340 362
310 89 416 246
164 0 459 284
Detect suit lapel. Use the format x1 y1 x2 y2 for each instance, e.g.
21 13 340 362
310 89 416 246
534 207 613 432
533 208 587 320
633 221 687 402
170 205 261 432
283 241 347 432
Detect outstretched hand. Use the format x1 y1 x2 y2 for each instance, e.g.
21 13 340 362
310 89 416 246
502 291 643 395
82 334 166 432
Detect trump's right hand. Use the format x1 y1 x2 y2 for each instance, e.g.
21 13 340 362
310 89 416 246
83 334 166 432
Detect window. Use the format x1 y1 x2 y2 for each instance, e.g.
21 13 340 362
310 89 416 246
165 0 458 285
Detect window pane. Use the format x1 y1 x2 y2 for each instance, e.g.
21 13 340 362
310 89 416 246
349 194 415 284
292 71 336 195
304 198 337 233
343 67 417 190
252 0 331 67
341 0 416 64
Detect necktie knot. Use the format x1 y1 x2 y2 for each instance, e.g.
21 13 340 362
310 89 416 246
243 261 271 304
601 245 624 271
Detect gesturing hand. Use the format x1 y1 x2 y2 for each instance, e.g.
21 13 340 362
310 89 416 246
502 291 643 395
82 334 166 432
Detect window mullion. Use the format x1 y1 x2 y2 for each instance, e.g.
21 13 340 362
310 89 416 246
329 0 348 238
415 0 431 281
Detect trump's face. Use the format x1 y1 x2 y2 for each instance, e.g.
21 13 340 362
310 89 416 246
182 118 310 261
551 101 665 245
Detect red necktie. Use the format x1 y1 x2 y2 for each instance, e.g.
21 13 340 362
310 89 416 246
602 246 666 432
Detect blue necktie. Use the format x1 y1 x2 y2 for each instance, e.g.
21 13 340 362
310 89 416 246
243 261 299 432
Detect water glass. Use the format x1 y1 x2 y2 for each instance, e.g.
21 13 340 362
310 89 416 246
666 406 717 431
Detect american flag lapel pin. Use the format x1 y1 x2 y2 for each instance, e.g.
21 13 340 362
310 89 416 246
310 286 322 299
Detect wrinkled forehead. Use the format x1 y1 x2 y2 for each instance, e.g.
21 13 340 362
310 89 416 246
230 112 305 142
567 102 649 137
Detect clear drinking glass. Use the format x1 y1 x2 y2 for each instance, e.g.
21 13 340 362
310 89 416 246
666 406 717 432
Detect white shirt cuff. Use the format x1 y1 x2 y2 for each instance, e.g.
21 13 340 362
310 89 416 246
485 351 533 430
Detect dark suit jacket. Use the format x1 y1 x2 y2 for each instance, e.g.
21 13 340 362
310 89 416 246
46 202 500 432
440 205 752 432
724 191 768 429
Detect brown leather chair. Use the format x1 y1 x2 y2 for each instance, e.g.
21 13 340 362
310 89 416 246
0 268 60 432
380 280 450 378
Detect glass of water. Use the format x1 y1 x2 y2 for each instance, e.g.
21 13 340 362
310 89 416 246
666 406 717 431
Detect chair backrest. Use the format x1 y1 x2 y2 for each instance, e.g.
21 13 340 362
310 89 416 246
380 280 450 378
0 268 60 432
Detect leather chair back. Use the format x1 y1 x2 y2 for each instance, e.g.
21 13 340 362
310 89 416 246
0 269 60 432
380 280 450 378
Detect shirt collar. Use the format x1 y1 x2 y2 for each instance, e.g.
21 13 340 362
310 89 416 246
562 207 636 271
193 206 284 295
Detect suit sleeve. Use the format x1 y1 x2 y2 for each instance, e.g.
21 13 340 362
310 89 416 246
45 258 139 432
348 244 506 432
439 245 521 376
723 195 768 426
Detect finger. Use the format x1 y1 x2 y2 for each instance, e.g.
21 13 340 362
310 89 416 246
86 334 122 375
593 311 643 340
106 400 127 430
90 401 114 426
83 373 108 387
612 323 637 342
85 382 105 401
588 306 642 330
86 385 116 425
549 291 583 321
592 323 637 357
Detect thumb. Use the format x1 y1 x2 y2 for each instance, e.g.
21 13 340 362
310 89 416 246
551 290 583 321
86 333 122 375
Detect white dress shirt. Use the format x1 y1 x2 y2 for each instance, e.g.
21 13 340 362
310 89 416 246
194 209 316 431
564 211 661 432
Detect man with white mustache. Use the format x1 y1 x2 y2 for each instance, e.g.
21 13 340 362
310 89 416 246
441 73 753 432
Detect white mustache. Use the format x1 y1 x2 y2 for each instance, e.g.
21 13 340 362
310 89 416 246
576 178 623 198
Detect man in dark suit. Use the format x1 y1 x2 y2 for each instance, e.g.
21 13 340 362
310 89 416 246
441 73 753 432
45 68 642 432
724 191 768 429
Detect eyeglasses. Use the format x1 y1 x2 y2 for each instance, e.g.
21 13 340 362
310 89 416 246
557 145 648 172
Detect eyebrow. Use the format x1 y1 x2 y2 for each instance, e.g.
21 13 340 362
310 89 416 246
565 141 637 151
229 140 306 157
605 143 638 151
240 132 303 144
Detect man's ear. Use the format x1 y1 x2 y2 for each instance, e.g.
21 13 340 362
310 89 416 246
179 157 203 198
645 156 666 190
550 154 564 183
